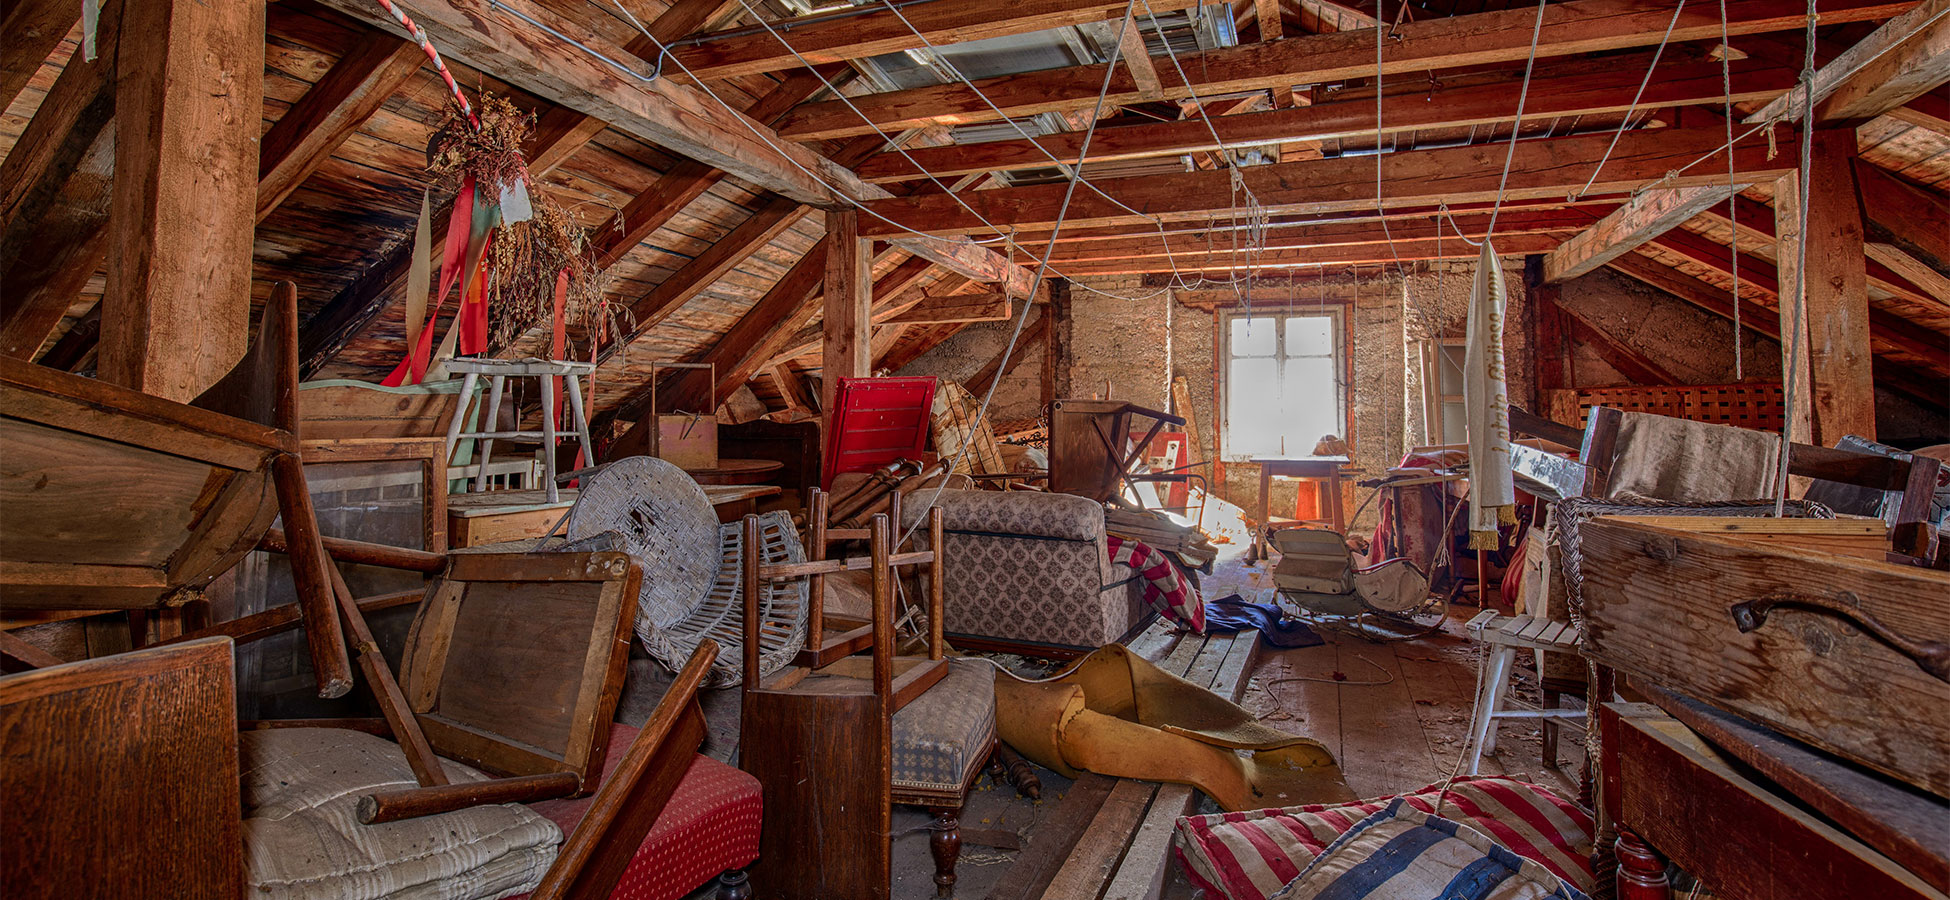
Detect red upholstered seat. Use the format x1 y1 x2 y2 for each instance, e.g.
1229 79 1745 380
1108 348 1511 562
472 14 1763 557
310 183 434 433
513 723 762 900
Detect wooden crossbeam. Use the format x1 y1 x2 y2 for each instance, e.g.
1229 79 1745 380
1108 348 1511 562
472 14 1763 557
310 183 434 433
667 0 1200 82
1116 13 1165 101
255 32 423 223
885 289 1011 325
775 0 1908 140
852 59 1793 183
858 127 1792 236
1746 0 1950 126
1046 232 1567 274
1543 186 1744 283
1854 159 1950 277
1044 207 1607 263
770 257 942 364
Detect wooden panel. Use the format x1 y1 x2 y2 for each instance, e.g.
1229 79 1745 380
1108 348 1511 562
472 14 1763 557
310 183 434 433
1604 703 1945 900
0 637 242 900
295 383 464 442
1561 382 1786 431
743 687 890 900
0 420 218 569
1578 518 1950 796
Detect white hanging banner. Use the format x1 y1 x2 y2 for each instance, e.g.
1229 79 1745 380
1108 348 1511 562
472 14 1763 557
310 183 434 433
1464 239 1515 548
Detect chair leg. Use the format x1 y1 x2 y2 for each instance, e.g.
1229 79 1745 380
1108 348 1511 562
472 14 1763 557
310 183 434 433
1468 647 1513 773
1541 686 1561 768
930 807 961 898
716 867 752 900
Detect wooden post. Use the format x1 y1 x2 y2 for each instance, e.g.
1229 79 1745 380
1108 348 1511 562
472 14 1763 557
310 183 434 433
1525 254 1573 421
1774 129 1875 447
101 0 263 401
1043 278 1070 412
822 209 872 422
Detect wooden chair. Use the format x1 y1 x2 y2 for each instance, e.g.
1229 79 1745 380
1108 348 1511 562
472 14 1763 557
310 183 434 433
2 638 244 899
740 508 997 900
0 282 352 696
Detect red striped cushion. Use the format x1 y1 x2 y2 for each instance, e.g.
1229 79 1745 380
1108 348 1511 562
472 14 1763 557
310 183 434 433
1172 776 1594 900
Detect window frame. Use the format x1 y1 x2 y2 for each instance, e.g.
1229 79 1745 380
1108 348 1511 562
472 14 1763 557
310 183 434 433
1217 307 1348 462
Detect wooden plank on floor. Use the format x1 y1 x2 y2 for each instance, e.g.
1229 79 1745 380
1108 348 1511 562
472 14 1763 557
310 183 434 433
1180 631 1233 689
1211 631 1260 703
1100 783 1197 900
1038 778 1157 900
1334 639 1444 798
1125 617 1179 662
988 773 1119 900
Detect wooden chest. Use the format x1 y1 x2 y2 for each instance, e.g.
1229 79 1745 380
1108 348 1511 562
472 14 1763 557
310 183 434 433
1577 517 1950 798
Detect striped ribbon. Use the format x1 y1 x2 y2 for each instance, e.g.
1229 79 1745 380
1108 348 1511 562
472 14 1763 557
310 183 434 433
373 0 478 130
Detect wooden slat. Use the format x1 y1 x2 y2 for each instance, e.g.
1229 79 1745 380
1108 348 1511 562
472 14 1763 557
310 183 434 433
1039 779 1157 900
858 127 1789 236
776 0 1907 140
1047 232 1568 274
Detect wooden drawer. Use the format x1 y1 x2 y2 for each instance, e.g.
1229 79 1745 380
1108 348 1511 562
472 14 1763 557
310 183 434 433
1579 517 1950 798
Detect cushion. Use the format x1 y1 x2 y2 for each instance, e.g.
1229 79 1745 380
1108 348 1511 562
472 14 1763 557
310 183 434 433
240 728 561 900
1271 799 1589 899
1173 777 1594 900
518 724 762 900
892 658 997 794
1106 534 1204 631
1273 529 1355 595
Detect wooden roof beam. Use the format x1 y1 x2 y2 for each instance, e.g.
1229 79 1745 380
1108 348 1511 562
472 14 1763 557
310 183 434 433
0 0 74 111
1044 207 1608 262
852 58 1793 183
1049 232 1568 275
1746 0 1950 126
255 32 424 223
1691 190 1947 314
667 0 1202 82
859 126 1792 236
775 0 1910 140
1543 186 1745 283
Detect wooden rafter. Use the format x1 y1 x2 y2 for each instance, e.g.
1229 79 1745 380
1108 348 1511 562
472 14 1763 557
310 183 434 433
1692 191 1945 314
1543 186 1744 283
255 32 423 223
858 127 1791 236
669 0 1201 82
1045 207 1607 263
1562 313 1682 386
1853 159 1950 277
0 0 74 111
884 289 1011 325
774 0 1908 140
878 322 971 373
1047 232 1568 275
851 58 1793 183
1606 252 1948 408
1746 0 1950 126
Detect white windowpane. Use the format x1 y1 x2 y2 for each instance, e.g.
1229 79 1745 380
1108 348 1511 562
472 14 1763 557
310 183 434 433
1285 316 1333 357
1281 357 1340 450
1441 401 1466 447
1231 317 1276 357
1436 345 1465 393
1229 357 1282 456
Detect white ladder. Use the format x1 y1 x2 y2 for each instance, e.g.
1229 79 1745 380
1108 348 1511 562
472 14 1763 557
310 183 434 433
442 358 597 502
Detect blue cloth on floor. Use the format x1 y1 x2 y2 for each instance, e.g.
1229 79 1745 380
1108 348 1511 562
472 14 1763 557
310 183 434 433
1204 594 1323 648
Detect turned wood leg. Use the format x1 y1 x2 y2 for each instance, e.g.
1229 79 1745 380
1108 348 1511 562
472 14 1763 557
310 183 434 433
1614 829 1673 900
716 867 752 900
930 807 961 897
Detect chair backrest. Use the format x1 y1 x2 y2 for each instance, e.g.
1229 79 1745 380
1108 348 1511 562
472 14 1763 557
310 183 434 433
528 640 719 900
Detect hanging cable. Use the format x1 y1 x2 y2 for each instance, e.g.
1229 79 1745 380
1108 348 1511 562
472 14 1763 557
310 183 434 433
1571 0 1686 201
1773 0 1819 516
1486 0 1550 237
1719 0 1744 380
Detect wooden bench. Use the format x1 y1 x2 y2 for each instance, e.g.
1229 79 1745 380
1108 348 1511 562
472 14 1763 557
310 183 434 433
988 619 1263 900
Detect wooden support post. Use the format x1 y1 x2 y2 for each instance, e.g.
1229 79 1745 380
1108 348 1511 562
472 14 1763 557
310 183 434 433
1774 130 1875 446
1525 255 1573 419
1043 279 1069 413
822 209 872 421
101 0 262 402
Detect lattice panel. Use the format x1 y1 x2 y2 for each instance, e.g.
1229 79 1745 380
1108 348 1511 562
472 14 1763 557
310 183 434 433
1564 383 1786 431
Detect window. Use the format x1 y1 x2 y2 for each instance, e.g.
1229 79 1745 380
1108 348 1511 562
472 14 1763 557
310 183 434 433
1222 311 1345 460
1421 340 1467 445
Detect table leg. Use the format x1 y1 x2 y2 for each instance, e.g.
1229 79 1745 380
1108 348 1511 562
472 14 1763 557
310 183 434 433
1328 468 1346 533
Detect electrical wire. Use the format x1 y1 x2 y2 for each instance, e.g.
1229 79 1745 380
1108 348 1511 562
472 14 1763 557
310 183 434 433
1773 0 1819 516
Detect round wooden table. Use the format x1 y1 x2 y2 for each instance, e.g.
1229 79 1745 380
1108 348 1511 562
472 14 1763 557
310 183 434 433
682 457 783 485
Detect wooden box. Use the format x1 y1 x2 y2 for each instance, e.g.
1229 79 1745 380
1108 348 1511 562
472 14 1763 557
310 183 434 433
1578 517 1950 798
296 379 468 442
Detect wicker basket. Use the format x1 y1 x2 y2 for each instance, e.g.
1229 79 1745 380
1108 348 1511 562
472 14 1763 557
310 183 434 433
565 457 806 688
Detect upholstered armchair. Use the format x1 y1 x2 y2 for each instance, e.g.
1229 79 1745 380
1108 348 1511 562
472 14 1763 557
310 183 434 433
905 490 1148 651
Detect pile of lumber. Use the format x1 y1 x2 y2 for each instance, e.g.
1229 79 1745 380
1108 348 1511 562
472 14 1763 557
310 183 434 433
1105 507 1218 571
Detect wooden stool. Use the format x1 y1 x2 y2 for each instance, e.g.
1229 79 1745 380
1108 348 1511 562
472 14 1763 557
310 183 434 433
441 357 596 502
1463 610 1585 774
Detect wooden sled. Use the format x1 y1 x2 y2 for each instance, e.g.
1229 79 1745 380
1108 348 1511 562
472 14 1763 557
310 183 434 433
0 283 353 696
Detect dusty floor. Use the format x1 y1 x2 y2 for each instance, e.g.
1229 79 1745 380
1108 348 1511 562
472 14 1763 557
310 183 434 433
647 553 1586 900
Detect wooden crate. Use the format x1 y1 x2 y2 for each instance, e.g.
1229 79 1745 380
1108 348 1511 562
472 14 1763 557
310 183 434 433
1548 382 1785 431
1602 515 1890 560
1577 517 1950 798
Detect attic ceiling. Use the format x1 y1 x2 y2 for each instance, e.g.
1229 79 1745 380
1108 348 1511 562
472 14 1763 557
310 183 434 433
2 0 1944 418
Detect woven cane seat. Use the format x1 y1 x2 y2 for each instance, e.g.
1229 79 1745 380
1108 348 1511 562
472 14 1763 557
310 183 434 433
565 457 806 687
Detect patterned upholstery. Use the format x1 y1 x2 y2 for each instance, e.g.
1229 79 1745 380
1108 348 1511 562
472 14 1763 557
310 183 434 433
891 658 998 794
905 490 1148 648
518 723 762 900
239 728 561 900
1173 776 1595 900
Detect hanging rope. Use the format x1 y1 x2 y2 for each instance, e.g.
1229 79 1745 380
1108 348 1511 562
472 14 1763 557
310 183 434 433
1718 0 1744 381
374 0 478 129
1773 0 1820 516
1486 0 1550 237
